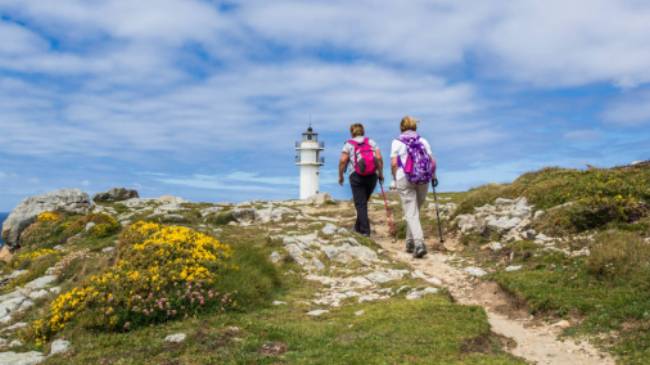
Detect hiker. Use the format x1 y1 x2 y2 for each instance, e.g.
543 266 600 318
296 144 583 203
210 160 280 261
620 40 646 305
390 116 437 258
339 123 384 236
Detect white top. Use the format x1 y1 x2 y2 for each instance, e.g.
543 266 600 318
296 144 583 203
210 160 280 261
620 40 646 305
342 136 379 175
390 132 433 181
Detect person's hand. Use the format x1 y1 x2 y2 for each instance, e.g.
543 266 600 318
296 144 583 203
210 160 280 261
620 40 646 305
338 175 344 186
378 174 385 184
432 178 439 188
390 180 397 190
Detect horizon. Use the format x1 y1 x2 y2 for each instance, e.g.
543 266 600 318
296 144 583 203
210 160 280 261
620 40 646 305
2 1 650 212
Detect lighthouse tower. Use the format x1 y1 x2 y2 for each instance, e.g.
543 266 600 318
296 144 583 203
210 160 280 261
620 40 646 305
295 126 324 199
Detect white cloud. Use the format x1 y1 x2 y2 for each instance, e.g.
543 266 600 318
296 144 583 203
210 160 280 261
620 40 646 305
0 61 488 157
603 90 650 126
235 0 650 87
156 173 296 193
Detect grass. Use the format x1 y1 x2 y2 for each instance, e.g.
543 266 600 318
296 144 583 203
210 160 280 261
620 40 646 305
43 297 524 365
490 241 650 364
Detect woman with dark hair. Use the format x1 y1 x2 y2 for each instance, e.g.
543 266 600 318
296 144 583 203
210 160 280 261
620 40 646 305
338 123 384 236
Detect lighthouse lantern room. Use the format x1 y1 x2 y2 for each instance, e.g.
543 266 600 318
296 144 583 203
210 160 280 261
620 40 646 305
295 126 324 199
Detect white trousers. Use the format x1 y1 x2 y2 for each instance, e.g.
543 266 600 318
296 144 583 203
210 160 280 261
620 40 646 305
396 177 429 246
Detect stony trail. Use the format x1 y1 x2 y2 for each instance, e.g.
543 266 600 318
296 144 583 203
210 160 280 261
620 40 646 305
365 203 616 365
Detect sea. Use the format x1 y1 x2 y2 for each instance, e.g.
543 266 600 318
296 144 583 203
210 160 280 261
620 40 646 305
0 212 7 245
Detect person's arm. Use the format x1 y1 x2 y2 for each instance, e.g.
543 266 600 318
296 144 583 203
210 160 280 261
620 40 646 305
391 157 398 181
339 152 350 186
389 140 399 182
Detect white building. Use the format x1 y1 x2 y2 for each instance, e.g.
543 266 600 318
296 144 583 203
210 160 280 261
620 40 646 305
295 126 324 199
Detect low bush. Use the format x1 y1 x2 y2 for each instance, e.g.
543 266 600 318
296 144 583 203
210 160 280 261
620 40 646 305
205 211 236 226
31 222 237 343
586 230 650 280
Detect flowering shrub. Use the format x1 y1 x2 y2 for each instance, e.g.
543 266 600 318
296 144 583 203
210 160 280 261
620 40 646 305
12 248 59 268
37 211 61 222
87 213 120 238
31 222 236 342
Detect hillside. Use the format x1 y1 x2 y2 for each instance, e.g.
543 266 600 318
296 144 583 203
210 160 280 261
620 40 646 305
0 163 648 364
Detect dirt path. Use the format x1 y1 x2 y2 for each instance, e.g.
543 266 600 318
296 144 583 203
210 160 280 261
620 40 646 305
366 205 616 365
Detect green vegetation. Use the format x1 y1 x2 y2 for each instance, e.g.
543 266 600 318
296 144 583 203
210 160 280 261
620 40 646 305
41 291 524 364
0 201 524 364
455 165 650 234
449 163 650 363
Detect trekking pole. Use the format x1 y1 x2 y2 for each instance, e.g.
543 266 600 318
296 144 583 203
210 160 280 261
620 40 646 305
432 182 445 244
379 181 397 239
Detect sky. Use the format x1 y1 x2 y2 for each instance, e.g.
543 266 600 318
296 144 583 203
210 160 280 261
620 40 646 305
1 0 650 211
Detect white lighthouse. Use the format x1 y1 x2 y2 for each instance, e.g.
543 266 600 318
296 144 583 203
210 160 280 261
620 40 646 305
296 126 324 199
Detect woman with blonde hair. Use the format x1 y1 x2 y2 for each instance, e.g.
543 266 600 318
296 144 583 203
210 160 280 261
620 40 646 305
390 116 437 258
339 123 384 236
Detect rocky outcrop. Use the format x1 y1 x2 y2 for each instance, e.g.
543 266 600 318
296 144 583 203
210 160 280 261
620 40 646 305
1 189 92 249
454 197 539 242
92 188 139 203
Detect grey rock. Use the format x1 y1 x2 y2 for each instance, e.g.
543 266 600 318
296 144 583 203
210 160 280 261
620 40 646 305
164 333 187 343
488 241 503 252
101 246 115 253
354 310 365 316
92 188 139 203
321 223 338 235
24 275 57 290
307 309 329 317
49 339 71 355
7 270 27 280
2 189 92 248
2 322 27 332
464 267 488 277
269 251 282 263
84 222 96 231
9 339 22 347
495 198 515 205
0 351 45 365
406 287 439 300
365 269 408 284
505 265 522 272
199 206 223 217
272 301 287 306
27 289 49 301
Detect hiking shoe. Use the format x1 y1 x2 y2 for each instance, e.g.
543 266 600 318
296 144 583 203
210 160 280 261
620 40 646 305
413 245 427 259
405 240 415 253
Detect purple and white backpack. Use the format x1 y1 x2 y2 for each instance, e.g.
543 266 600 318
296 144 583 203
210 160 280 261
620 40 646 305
397 134 436 184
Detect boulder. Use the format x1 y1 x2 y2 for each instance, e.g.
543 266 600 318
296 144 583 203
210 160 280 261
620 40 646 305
2 189 92 249
164 333 187 343
92 188 139 203
50 339 71 355
0 351 45 365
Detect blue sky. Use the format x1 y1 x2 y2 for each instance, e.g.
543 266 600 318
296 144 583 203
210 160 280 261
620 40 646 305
1 0 650 211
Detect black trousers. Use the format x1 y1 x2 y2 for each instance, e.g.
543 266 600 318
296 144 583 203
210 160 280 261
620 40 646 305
349 172 378 235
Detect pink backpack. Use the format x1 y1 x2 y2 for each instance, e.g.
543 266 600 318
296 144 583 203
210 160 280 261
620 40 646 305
348 138 377 176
